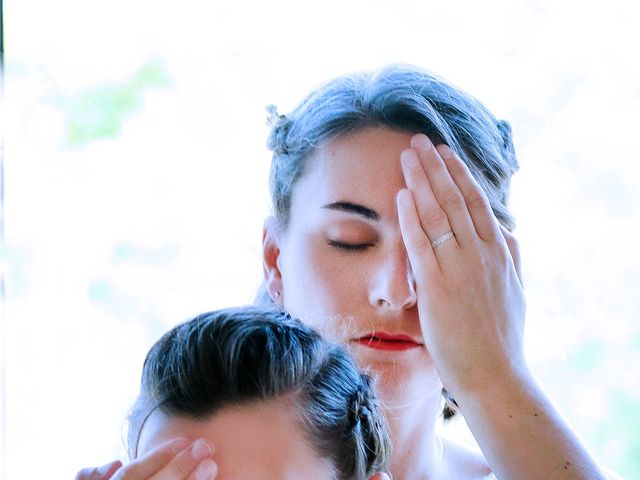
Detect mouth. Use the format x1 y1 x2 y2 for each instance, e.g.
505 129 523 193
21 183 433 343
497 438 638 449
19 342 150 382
353 332 423 351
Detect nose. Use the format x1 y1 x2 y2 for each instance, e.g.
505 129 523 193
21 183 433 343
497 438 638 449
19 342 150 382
369 248 417 310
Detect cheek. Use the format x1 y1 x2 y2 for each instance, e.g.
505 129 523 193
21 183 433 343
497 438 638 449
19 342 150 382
280 237 362 324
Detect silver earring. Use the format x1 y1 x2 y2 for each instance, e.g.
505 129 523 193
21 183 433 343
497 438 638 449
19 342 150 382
274 291 281 299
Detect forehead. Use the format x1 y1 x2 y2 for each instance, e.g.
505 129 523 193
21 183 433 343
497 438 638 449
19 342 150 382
292 128 413 217
137 400 335 479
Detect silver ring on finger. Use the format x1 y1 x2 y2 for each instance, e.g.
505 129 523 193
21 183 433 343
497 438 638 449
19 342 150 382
431 230 455 248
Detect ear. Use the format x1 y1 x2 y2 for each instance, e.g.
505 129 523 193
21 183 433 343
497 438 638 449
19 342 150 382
262 216 284 304
367 473 391 480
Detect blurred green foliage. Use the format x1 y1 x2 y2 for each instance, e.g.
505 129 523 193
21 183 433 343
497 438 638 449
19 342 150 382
566 340 605 373
595 389 640 478
87 277 112 302
53 60 170 146
111 241 179 266
541 338 640 478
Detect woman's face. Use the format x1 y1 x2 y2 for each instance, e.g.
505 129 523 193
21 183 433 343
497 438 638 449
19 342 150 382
264 128 441 401
137 400 337 479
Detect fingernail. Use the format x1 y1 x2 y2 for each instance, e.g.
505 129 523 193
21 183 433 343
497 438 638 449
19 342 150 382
194 459 218 480
191 439 212 460
401 150 419 168
411 134 431 150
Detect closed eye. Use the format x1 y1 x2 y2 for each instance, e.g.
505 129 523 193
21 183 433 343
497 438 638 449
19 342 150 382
327 240 373 251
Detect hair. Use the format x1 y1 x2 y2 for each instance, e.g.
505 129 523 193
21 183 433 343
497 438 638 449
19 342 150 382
127 306 390 480
263 64 520 418
266 63 518 230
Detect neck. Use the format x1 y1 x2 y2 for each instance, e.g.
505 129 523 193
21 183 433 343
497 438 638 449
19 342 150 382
382 387 444 480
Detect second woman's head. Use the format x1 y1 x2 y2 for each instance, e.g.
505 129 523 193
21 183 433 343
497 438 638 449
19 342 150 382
129 306 390 480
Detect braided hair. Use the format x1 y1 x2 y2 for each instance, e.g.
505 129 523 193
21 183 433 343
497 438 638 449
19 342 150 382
128 306 390 480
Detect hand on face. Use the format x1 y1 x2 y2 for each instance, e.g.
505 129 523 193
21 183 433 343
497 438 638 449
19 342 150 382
397 133 527 398
75 438 217 480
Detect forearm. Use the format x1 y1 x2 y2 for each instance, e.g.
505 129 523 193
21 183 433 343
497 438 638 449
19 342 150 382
457 371 606 480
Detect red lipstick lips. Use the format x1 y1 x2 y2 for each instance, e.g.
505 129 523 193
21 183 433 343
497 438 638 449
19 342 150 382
355 333 422 351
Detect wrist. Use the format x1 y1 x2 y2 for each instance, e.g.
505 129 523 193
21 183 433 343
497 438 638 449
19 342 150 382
449 361 537 412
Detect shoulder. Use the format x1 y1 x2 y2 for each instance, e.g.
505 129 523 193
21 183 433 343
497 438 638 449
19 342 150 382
440 437 492 479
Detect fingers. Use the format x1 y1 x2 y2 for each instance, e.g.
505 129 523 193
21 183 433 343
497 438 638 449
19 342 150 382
111 438 216 480
112 437 191 479
185 460 218 480
399 132 522 286
76 460 123 480
397 189 439 276
500 225 523 287
436 143 502 242
400 148 456 249
149 439 216 480
409 135 476 245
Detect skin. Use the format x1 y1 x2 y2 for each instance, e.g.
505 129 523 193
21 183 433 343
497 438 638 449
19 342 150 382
75 437 217 480
263 128 607 479
137 400 337 480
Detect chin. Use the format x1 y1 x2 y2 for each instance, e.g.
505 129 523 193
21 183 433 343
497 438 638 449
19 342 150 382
350 349 442 406
379 374 443 412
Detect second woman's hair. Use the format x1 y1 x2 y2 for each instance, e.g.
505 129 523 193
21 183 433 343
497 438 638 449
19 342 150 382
127 306 390 480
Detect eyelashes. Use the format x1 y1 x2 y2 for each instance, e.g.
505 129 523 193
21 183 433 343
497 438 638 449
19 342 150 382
327 239 374 251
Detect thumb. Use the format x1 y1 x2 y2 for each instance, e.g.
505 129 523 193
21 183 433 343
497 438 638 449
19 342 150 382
75 460 122 480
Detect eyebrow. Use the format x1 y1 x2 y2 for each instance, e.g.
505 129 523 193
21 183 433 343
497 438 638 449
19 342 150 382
322 201 380 221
